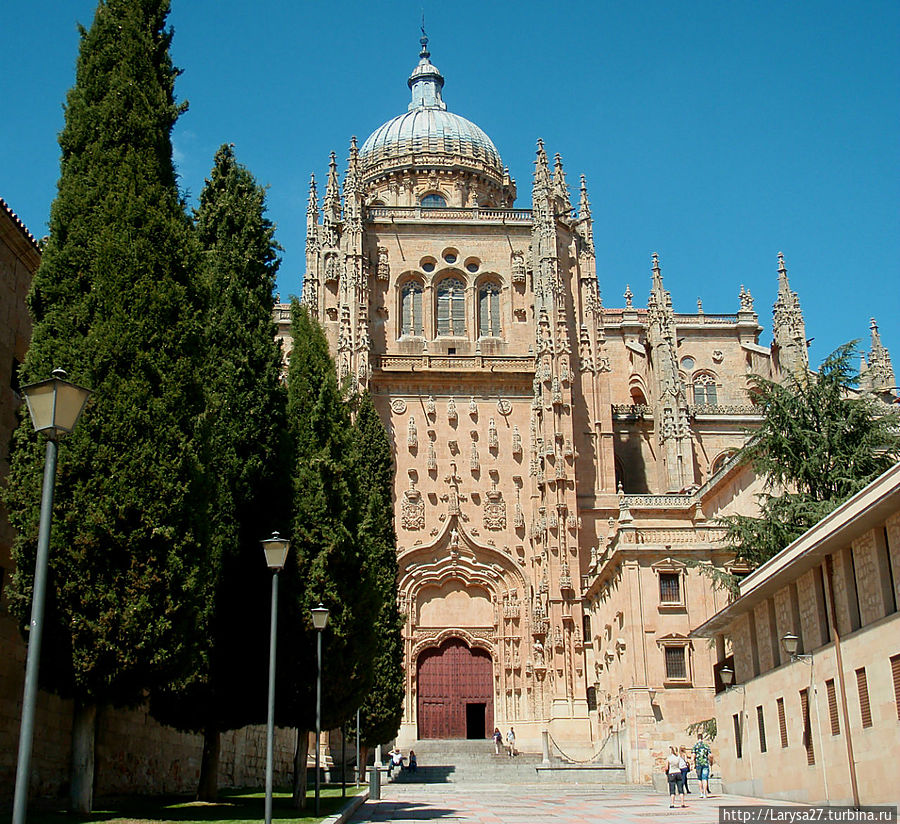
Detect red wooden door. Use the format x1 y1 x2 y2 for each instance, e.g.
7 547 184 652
417 639 493 739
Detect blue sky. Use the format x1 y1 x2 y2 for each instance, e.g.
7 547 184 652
3 1 898 371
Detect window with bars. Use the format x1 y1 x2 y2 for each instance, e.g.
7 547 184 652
856 667 872 727
436 278 466 336
756 705 767 753
420 193 447 208
586 686 597 711
659 572 682 604
777 697 789 748
800 688 815 765
693 373 718 405
733 713 743 759
664 645 688 680
478 282 501 337
891 655 900 722
400 281 424 336
825 679 840 735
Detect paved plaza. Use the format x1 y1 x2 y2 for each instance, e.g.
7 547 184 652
349 782 802 824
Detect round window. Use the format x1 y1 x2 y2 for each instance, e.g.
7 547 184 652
444 252 457 264
422 261 435 273
466 262 479 273
681 356 695 370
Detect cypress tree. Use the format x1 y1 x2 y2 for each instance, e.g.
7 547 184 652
280 302 378 806
722 343 900 566
4 0 205 811
351 393 404 772
148 144 288 800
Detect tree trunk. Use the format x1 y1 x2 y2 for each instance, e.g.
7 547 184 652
70 699 97 813
292 729 309 808
196 727 220 801
358 744 369 783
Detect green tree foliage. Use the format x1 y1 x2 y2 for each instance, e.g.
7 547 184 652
280 302 378 804
4 0 205 809
351 393 404 750
722 343 900 566
148 144 288 799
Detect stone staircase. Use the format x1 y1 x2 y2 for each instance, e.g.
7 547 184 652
386 739 626 785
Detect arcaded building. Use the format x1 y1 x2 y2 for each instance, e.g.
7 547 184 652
279 36 897 775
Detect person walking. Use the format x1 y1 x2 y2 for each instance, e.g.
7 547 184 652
692 732 712 798
666 746 687 808
506 727 516 757
679 747 691 794
492 727 502 755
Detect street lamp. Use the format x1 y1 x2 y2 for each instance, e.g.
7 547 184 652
262 532 290 824
781 632 812 664
311 603 329 815
13 369 90 824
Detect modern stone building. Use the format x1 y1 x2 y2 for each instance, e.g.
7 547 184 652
692 462 900 805
277 33 898 775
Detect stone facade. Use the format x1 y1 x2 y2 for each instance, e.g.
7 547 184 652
693 463 900 805
276 37 897 766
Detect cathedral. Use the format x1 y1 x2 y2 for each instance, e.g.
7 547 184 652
275 35 896 780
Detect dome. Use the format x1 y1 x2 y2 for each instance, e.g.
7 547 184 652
359 36 503 176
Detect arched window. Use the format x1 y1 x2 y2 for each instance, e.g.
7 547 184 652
710 450 736 476
478 282 501 337
436 278 466 336
420 193 447 208
400 281 424 336
693 373 718 405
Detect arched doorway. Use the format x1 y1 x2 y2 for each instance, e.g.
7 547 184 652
417 638 493 739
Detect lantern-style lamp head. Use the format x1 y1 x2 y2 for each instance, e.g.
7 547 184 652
311 603 329 631
261 532 290 570
781 632 800 657
719 666 735 687
647 687 657 704
22 368 91 438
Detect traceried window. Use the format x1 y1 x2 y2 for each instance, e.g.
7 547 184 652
420 193 447 208
693 373 718 405
400 281 424 336
478 282 501 337
437 278 466 336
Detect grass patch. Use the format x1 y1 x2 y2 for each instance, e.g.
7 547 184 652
3 786 366 824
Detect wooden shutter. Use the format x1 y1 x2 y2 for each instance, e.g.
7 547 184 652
891 654 900 722
451 285 465 336
733 713 743 759
756 705 767 753
800 688 815 765
777 697 788 748
825 679 840 735
856 667 872 728
412 286 422 335
437 282 452 336
402 284 412 335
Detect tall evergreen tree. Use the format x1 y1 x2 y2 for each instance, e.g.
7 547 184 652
280 302 378 806
148 144 288 800
722 343 900 565
4 0 205 811
350 393 404 772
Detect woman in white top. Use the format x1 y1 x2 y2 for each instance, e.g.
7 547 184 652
666 746 687 808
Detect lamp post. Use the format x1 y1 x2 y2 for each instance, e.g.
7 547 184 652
311 603 329 815
261 532 290 824
13 369 90 824
781 632 812 663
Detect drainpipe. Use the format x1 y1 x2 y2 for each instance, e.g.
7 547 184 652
824 555 860 807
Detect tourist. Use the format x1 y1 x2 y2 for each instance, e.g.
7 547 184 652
492 727 502 755
387 747 404 777
692 732 711 798
679 747 691 793
506 727 516 757
666 746 687 808
408 750 417 773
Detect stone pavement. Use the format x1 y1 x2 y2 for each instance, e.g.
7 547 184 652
348 782 803 823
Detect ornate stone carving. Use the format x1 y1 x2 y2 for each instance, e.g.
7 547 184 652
497 398 512 416
401 477 425 531
511 426 522 457
427 440 437 471
407 416 417 448
469 396 478 417
390 399 407 415
470 440 480 472
425 395 436 417
377 246 390 281
483 477 506 530
447 396 458 422
488 418 498 450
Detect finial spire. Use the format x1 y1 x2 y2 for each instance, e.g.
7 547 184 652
420 12 429 58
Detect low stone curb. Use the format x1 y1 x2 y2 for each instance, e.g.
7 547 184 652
320 789 368 824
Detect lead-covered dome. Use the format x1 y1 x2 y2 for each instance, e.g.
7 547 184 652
359 36 503 178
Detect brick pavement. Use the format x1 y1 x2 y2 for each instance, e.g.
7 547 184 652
349 782 805 823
